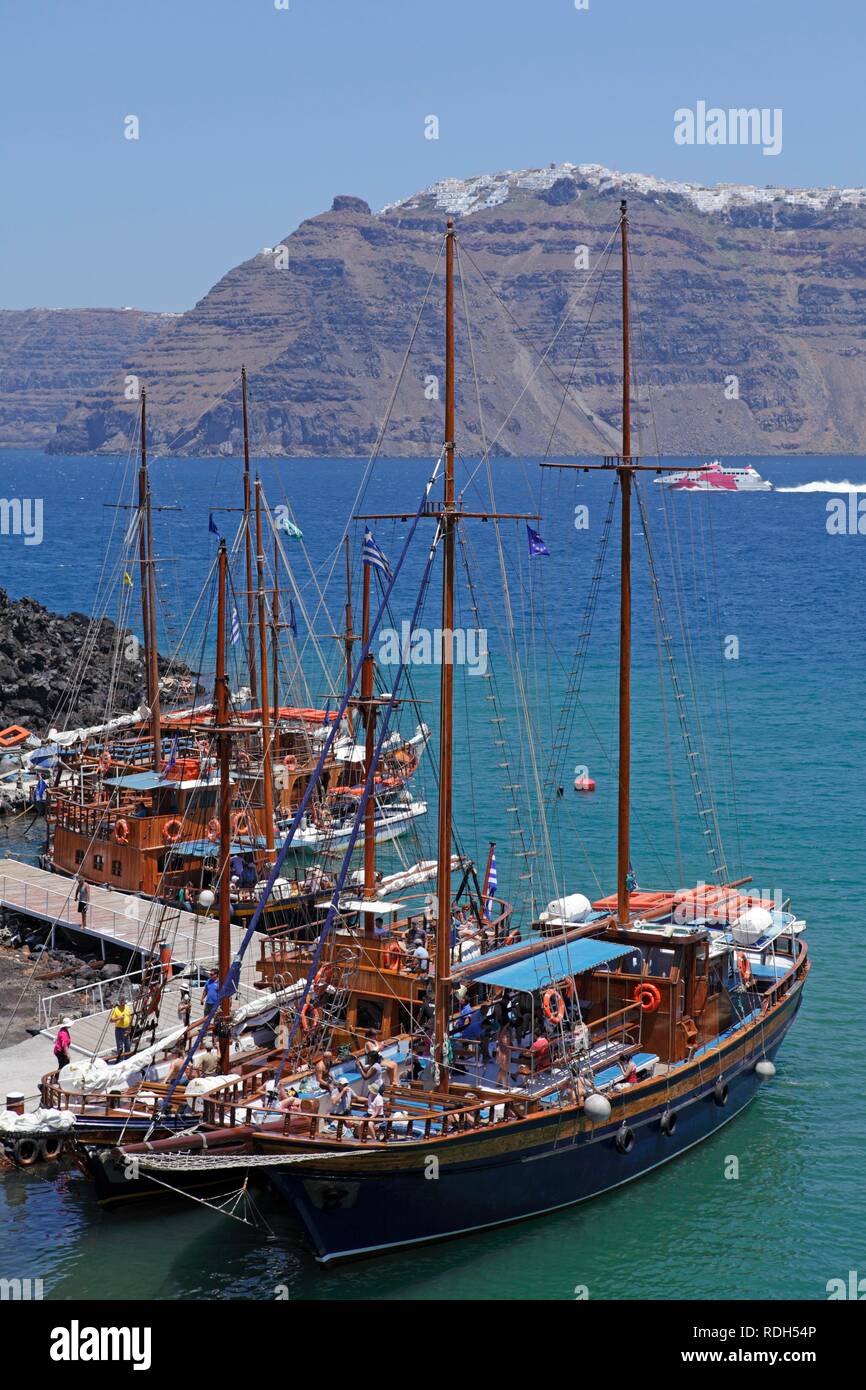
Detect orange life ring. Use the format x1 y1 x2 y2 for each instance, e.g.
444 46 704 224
561 976 575 1000
505 929 520 946
231 810 253 839
0 724 31 748
737 953 753 986
543 988 567 1024
99 751 112 773
163 818 183 845
313 964 337 994
634 982 662 1014
300 1001 320 1032
206 818 220 843
284 754 298 772
114 818 130 845
384 941 405 970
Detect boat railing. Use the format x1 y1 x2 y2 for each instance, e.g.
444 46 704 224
759 937 809 1013
297 1086 534 1144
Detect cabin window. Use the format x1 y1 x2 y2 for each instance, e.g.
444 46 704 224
646 947 678 978
93 854 104 871
111 860 122 877
357 998 385 1032
74 850 84 865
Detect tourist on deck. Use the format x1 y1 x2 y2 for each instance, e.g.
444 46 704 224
278 1086 302 1115
198 1037 220 1076
330 1077 354 1117
494 1025 512 1089
133 799 148 818
357 1044 384 1094
314 1051 335 1090
521 1029 551 1078
75 876 90 927
201 968 221 1015
110 996 132 1060
366 1082 386 1136
53 1019 72 1071
409 940 430 975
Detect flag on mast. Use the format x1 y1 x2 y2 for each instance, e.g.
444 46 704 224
362 528 393 580
526 524 549 557
230 606 240 646
483 847 497 920
208 514 221 539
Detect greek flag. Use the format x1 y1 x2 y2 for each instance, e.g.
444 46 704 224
362 528 392 580
483 847 497 920
164 736 179 775
230 606 240 646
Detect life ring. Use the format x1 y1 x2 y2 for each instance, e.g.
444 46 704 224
14 1136 40 1167
40 1135 63 1162
505 929 520 946
231 810 253 839
284 754 298 772
206 818 220 843
99 751 112 773
312 964 337 994
561 977 575 1000
114 818 130 846
163 818 183 845
737 952 753 986
543 988 567 1024
384 941 405 970
300 1001 320 1032
633 982 662 1014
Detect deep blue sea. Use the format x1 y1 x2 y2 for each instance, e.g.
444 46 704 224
0 449 864 1300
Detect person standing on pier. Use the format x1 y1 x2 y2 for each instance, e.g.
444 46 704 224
75 875 90 927
53 1019 72 1070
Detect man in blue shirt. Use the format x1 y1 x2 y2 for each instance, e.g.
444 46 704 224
201 969 221 1012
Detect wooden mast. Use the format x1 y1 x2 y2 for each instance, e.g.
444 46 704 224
241 367 259 708
215 539 232 1074
616 199 632 927
138 389 161 771
361 547 376 902
343 536 355 739
254 477 276 866
272 536 280 722
434 219 457 1089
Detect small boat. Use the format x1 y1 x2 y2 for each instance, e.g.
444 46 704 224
654 460 773 491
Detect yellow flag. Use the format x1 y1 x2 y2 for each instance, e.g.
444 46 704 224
123 571 133 587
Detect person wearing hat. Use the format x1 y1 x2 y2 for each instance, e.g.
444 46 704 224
366 1082 386 1136
177 987 192 1029
53 1018 72 1070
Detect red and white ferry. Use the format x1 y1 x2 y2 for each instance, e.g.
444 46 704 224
655 460 773 492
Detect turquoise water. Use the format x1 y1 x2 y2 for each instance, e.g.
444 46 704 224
1 450 864 1300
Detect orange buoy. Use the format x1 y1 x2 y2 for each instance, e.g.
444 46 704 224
231 809 253 839
737 952 753 987
574 775 596 792
300 1001 320 1032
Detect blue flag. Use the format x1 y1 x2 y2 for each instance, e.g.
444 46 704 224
208 514 221 539
164 736 179 774
526 525 549 557
230 606 240 646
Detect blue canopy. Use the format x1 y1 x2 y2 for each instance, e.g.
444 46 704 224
467 938 634 993
166 837 267 859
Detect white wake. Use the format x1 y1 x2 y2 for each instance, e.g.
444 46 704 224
775 479 866 493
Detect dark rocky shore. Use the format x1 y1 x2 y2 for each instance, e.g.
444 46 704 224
0 587 193 733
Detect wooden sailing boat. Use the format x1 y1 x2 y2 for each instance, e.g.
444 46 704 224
228 205 811 1262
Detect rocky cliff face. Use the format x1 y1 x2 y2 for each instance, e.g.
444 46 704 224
0 588 188 732
37 163 866 457
0 307 171 448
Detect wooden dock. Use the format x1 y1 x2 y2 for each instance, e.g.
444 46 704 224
0 857 253 979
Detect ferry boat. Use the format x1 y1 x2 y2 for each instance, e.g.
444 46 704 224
654 460 773 491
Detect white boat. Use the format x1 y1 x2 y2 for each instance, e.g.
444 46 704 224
654 460 773 492
277 793 428 855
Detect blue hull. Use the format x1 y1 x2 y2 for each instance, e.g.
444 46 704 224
269 993 802 1262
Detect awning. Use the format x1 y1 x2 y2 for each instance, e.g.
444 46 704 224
166 837 267 859
467 938 634 993
104 771 219 792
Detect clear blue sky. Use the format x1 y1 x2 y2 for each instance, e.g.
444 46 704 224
1 0 861 311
